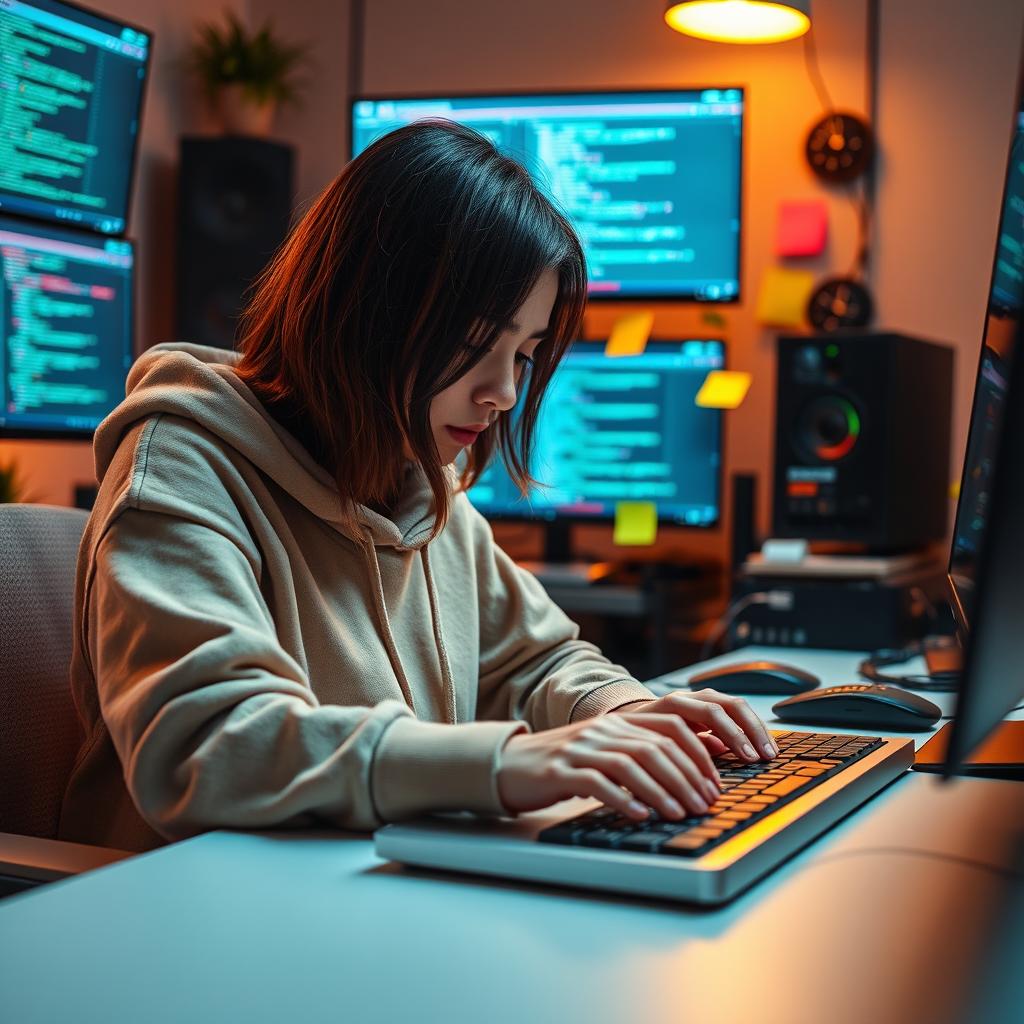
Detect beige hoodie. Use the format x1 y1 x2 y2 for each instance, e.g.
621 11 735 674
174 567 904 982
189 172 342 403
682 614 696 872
58 343 654 852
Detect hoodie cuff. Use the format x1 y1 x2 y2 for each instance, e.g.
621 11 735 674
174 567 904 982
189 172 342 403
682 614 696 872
370 717 528 822
570 680 656 722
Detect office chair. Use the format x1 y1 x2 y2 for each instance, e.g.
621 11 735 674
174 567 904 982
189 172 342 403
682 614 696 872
0 503 130 897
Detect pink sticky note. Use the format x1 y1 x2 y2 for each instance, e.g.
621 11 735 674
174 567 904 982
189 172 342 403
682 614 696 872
776 200 828 257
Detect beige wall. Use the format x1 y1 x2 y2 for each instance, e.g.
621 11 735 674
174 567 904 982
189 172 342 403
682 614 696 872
4 0 1024 571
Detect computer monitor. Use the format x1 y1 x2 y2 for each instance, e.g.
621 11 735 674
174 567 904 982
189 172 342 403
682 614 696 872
0 215 134 438
0 0 151 235
943 88 1024 777
350 89 743 302
466 339 724 561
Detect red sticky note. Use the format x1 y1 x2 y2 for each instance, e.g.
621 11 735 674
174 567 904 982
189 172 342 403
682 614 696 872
776 200 828 257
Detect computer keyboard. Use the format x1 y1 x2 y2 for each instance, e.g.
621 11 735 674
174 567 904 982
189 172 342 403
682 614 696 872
537 730 884 858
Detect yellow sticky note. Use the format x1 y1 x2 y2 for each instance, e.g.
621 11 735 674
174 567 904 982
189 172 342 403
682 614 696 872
613 501 657 546
755 267 816 328
605 311 654 357
696 370 752 409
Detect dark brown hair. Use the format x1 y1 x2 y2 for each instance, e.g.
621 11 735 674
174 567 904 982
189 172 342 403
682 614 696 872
235 119 586 540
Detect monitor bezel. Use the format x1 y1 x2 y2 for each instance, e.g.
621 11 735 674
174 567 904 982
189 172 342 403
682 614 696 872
348 85 745 305
0 216 137 441
467 336 727 530
946 86 1024 642
0 0 153 238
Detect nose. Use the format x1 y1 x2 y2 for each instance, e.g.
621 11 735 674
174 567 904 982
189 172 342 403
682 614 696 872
473 359 521 413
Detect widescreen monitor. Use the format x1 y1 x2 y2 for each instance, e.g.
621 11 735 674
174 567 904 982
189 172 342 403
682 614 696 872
466 339 724 537
0 0 151 235
0 215 134 438
351 89 743 302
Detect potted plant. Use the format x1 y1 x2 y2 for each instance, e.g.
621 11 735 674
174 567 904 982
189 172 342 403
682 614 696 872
187 12 309 137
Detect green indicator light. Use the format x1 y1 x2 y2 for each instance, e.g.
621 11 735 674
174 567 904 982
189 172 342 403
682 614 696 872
826 344 839 358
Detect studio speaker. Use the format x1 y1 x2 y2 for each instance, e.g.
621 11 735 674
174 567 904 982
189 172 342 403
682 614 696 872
772 332 953 550
175 136 295 348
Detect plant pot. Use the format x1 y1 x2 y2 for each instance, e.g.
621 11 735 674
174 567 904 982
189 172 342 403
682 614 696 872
215 84 276 137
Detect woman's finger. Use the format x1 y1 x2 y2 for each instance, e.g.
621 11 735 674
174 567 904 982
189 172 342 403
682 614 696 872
610 731 719 809
618 712 721 786
584 749 706 818
567 767 651 821
687 690 777 758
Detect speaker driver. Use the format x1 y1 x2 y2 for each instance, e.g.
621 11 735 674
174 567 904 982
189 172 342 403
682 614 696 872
795 395 861 462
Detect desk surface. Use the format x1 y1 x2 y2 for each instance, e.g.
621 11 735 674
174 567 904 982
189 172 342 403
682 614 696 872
2 648 1022 1024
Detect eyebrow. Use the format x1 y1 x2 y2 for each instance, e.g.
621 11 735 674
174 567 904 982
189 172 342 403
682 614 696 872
499 319 549 340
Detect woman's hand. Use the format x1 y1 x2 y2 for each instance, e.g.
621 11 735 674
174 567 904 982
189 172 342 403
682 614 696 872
496 688 778 823
612 689 779 763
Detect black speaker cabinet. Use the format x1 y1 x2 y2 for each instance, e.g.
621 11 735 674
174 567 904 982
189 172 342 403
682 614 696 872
772 332 953 550
175 136 295 349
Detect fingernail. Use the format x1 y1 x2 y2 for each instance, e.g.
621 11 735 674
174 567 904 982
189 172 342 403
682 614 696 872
743 743 757 759
762 742 775 759
703 779 719 802
666 799 684 818
628 800 649 817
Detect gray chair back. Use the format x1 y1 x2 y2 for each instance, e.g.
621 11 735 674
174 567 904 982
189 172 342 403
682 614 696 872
0 504 88 838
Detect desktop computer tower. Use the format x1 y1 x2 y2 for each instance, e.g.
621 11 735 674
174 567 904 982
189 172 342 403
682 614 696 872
772 332 953 550
175 137 295 349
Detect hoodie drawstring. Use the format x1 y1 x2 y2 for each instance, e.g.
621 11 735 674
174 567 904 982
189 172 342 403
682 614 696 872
420 545 457 724
360 534 418 715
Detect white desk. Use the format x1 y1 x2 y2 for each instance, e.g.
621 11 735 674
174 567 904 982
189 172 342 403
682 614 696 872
1 648 1022 1024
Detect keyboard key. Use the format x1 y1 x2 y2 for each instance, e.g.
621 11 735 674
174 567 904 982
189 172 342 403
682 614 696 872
662 833 712 855
619 832 667 852
762 775 813 797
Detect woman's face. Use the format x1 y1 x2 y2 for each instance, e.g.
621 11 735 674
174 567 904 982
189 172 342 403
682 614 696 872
420 268 558 464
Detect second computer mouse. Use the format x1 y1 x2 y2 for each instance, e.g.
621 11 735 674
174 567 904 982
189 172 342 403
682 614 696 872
687 660 821 695
772 683 942 730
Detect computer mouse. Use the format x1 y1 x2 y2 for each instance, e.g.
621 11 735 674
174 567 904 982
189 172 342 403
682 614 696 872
687 660 821 695
772 683 942 730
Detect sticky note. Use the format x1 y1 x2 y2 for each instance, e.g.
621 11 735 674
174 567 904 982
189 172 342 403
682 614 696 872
613 501 657 546
696 370 752 409
605 311 654 357
756 267 816 329
776 200 828 257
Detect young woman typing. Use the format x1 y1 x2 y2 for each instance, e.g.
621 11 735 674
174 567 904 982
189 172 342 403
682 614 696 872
59 121 776 852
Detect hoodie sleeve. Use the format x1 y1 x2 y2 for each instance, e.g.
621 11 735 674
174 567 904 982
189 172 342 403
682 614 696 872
469 508 655 730
87 506 524 840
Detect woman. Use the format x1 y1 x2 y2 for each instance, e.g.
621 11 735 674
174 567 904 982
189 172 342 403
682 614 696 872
59 121 776 852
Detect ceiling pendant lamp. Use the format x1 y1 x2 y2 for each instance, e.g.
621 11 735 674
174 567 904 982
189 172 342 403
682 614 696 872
664 1 812 44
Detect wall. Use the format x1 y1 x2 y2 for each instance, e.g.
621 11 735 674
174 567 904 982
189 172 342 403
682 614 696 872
5 0 1024 572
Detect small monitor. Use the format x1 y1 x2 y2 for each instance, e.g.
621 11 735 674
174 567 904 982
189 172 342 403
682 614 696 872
0 0 151 235
467 339 724 528
350 89 743 302
0 215 134 438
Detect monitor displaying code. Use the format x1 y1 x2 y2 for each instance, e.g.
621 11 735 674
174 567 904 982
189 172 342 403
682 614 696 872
467 340 724 526
0 214 133 436
0 0 150 234
351 90 743 302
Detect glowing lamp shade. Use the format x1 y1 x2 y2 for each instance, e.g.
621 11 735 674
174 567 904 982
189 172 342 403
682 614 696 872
664 1 811 44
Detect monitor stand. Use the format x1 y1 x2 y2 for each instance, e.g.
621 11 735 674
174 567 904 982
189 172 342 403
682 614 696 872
913 720 1024 781
516 520 617 587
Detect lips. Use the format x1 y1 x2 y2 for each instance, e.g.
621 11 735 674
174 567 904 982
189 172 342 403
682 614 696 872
446 425 484 446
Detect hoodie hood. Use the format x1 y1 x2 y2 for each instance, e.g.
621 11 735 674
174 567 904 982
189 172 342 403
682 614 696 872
95 342 452 551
